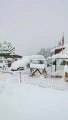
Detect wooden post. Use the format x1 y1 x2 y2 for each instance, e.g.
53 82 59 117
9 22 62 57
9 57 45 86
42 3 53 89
20 71 21 83
55 59 56 71
50 59 53 77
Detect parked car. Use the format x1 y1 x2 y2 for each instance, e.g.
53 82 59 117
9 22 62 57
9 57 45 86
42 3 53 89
11 56 30 71
11 55 47 71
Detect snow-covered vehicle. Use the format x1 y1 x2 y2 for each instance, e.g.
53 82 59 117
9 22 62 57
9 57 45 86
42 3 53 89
11 55 47 71
30 55 47 69
11 56 30 71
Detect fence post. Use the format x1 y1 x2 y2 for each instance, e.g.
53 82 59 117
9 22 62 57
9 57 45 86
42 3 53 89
20 71 21 83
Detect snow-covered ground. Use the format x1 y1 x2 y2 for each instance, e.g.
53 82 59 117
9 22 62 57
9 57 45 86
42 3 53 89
0 70 68 120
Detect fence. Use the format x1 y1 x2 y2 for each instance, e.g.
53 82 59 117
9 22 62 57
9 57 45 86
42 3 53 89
0 70 68 90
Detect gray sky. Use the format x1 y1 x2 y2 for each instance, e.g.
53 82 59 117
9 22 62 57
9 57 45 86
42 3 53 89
0 0 68 56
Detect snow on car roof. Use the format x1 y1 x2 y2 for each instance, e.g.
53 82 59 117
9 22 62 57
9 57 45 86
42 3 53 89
30 55 45 60
30 63 45 69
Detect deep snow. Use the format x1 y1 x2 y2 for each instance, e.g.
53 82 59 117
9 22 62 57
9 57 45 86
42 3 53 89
0 71 68 120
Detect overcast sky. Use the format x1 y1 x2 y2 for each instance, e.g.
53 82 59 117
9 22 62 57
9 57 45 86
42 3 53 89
0 0 68 56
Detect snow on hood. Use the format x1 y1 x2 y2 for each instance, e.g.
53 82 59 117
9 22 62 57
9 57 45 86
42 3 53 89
11 56 30 70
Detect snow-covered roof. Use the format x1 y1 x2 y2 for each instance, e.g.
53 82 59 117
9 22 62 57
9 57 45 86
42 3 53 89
30 55 45 61
51 44 68 52
60 47 68 54
57 47 68 59
48 46 68 60
51 46 63 52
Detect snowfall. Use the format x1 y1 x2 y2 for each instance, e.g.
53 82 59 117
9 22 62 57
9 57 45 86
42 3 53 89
0 69 68 120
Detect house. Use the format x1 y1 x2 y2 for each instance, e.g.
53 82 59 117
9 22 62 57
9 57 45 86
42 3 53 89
46 44 68 77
